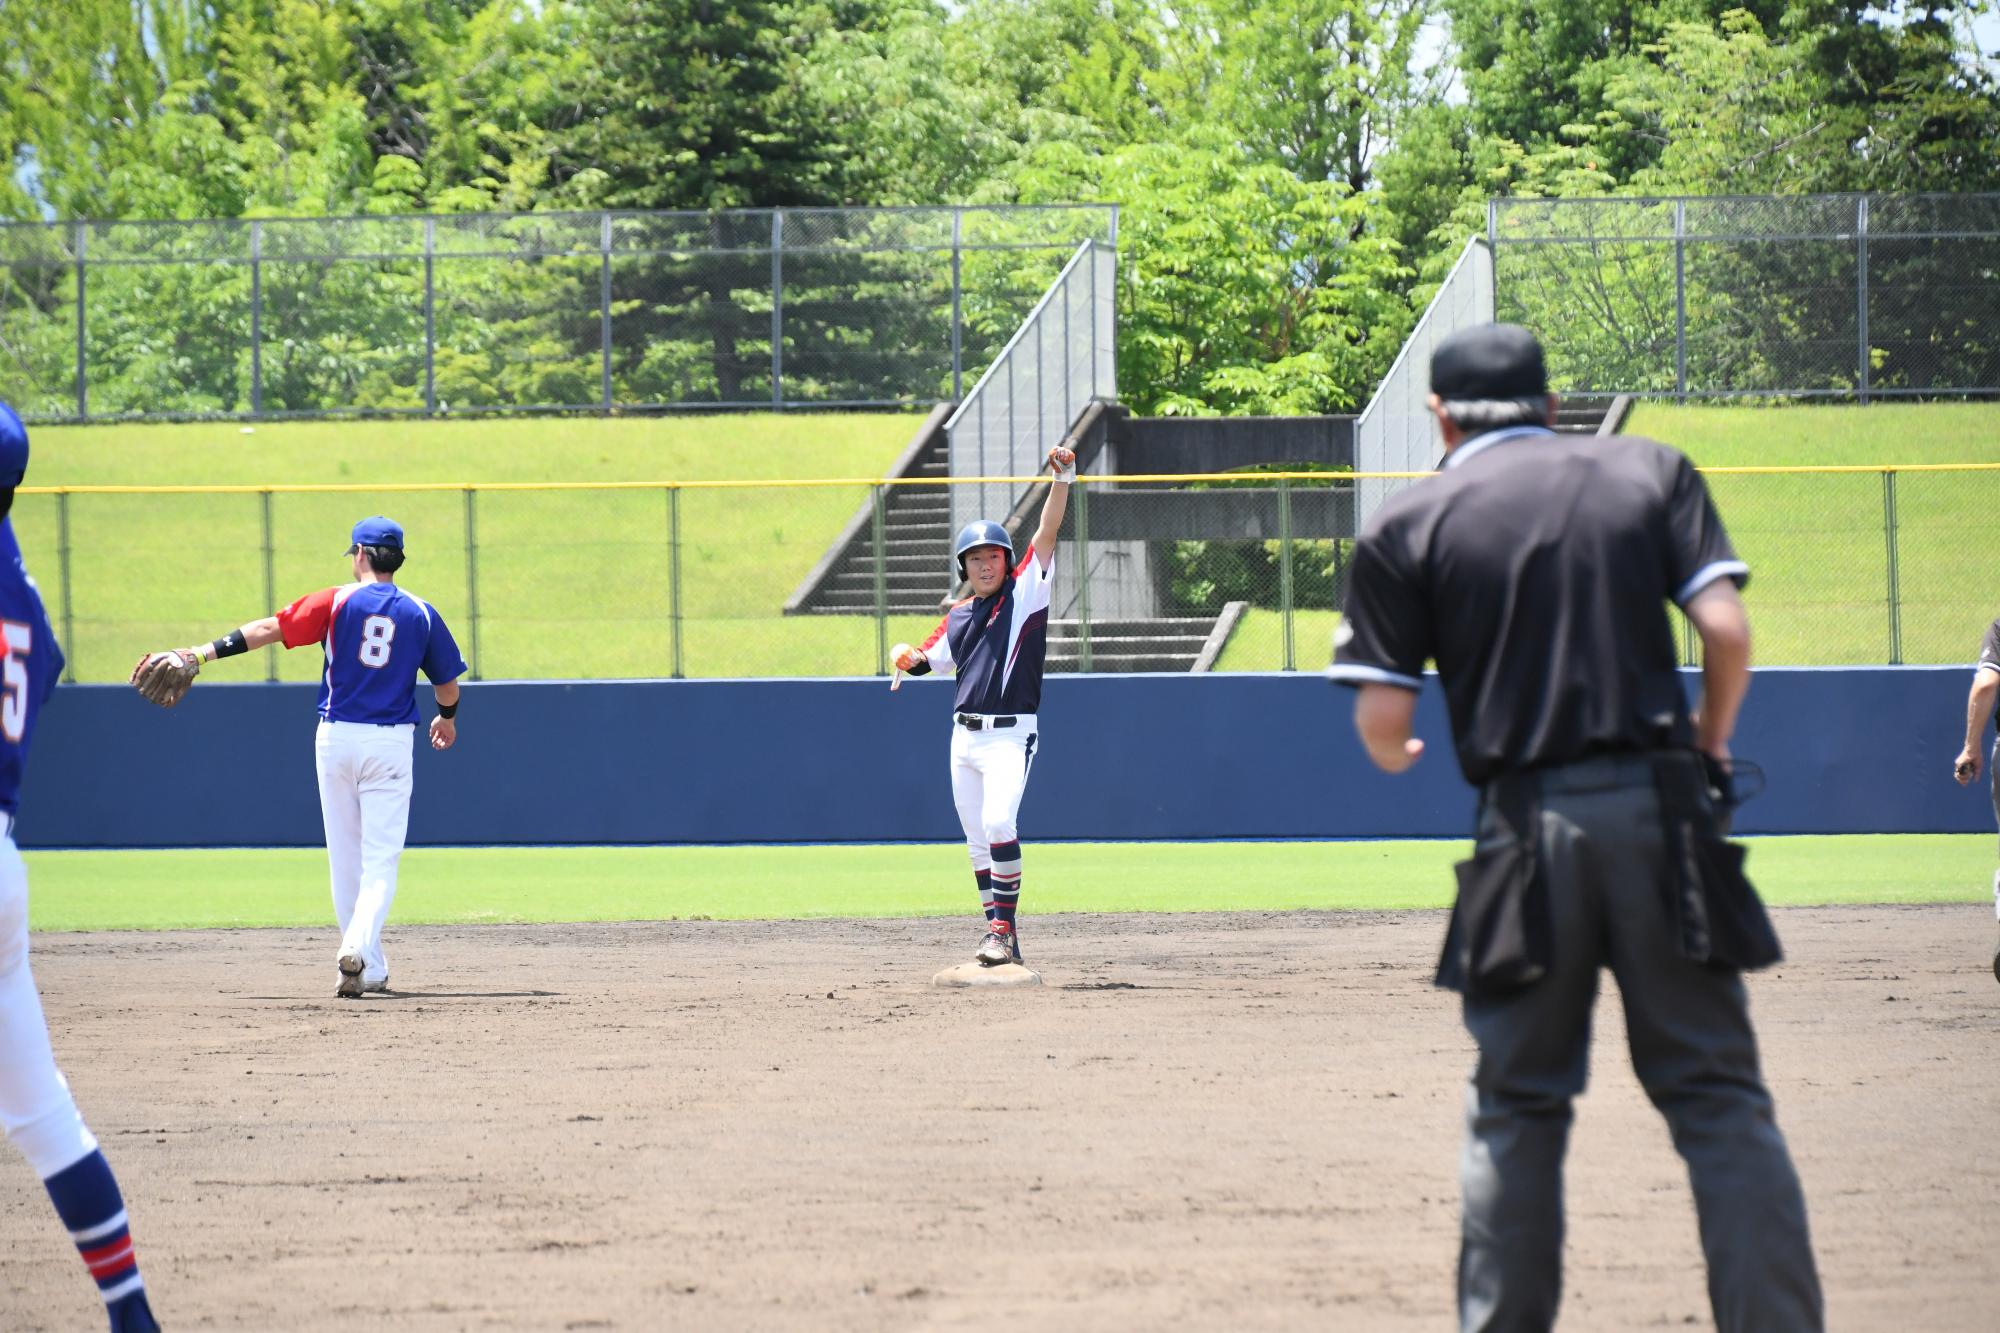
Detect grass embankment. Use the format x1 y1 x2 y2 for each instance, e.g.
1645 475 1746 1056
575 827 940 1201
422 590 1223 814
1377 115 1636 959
17 402 2000 678
17 413 924 681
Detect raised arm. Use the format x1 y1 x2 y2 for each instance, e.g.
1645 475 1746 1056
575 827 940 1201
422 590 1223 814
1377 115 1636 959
1031 443 1076 571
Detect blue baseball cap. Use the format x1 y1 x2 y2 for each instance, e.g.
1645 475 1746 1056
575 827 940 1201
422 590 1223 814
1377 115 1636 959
347 516 404 553
0 402 28 488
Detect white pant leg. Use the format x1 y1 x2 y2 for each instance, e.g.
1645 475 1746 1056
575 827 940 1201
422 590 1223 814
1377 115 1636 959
972 723 1037 848
315 722 364 940
341 726 414 980
950 725 990 871
0 837 98 1178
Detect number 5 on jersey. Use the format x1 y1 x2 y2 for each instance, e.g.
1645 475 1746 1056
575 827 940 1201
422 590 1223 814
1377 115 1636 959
1 618 29 742
358 615 395 668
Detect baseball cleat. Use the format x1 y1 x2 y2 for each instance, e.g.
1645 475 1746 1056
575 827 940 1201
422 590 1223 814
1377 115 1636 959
362 975 390 993
336 949 365 999
1991 923 1999 986
975 921 1017 967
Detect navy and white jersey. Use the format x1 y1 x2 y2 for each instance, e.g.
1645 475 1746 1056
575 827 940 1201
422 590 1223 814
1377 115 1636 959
277 582 468 725
0 518 64 815
915 545 1055 715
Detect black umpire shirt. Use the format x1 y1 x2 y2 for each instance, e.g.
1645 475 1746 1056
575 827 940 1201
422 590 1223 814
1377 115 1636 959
1327 425 1748 787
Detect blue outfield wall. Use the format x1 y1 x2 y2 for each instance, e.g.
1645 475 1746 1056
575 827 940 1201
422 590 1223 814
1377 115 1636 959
15 667 1993 849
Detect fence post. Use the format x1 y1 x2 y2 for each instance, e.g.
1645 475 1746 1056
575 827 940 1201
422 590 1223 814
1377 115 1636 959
1279 478 1295 671
1088 240 1098 402
600 213 614 412
1003 354 1015 530
1883 468 1901 664
1062 262 1071 428
668 486 683 679
463 486 481 680
1074 479 1092 673
1673 200 1687 398
1857 196 1871 404
771 211 785 407
424 217 438 414
73 222 86 420
872 484 888 675
55 491 75 682
250 220 264 415
1106 241 1118 401
260 489 278 683
1036 292 1046 455
951 209 964 399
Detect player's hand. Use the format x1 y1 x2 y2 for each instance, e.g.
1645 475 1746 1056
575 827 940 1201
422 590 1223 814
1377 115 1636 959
429 716 456 751
1048 443 1077 481
1955 745 1980 785
890 642 923 673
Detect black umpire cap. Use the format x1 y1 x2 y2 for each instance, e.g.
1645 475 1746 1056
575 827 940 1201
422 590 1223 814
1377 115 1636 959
1430 323 1548 399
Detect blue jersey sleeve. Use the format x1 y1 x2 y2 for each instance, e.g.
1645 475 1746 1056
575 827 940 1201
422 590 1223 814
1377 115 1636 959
421 611 469 685
37 601 62 708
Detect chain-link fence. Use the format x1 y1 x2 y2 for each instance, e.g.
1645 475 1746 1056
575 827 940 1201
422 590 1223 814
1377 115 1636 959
0 206 1116 423
945 239 1116 535
1353 235 1494 527
15 465 1993 684
1491 193 2000 400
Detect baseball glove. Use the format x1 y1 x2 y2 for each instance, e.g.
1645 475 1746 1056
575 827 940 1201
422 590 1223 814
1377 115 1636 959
130 649 200 708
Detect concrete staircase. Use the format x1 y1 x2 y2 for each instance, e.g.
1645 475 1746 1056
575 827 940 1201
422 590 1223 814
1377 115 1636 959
1553 394 1634 436
787 404 1249 671
785 407 959 618
1046 616 1218 673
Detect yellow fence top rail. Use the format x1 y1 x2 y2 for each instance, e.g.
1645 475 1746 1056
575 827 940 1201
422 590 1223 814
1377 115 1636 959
18 463 2000 496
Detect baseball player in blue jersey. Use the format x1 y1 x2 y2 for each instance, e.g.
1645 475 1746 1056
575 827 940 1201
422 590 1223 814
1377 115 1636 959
891 443 1074 968
0 404 163 1331
132 517 468 998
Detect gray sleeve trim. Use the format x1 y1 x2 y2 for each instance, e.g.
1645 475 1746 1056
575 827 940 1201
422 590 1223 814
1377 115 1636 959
1324 663 1424 691
1675 559 1750 605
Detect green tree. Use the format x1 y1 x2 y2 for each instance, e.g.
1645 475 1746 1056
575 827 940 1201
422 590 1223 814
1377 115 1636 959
1013 131 1410 416
567 0 849 210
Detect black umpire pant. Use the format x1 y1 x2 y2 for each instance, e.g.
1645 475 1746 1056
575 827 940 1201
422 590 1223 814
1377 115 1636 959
1457 754 1822 1332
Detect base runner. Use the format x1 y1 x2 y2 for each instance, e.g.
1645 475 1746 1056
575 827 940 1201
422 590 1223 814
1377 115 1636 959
891 444 1074 967
0 403 162 1331
131 516 467 998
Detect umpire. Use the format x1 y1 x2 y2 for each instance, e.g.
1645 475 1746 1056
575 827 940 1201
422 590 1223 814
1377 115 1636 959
1328 324 1821 1331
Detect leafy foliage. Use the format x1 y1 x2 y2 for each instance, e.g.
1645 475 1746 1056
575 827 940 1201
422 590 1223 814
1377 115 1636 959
1 0 1996 420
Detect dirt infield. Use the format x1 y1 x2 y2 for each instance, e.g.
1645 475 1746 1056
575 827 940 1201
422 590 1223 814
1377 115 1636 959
4 906 1996 1330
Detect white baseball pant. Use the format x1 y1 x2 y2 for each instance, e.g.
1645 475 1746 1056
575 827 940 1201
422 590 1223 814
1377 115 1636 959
950 715 1039 869
315 721 415 983
0 827 100 1179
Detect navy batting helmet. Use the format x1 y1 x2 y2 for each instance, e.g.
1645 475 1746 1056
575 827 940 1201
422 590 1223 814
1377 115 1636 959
953 520 1012 575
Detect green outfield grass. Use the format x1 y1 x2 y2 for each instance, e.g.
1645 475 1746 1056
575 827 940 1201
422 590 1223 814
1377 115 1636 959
22 834 1992 932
